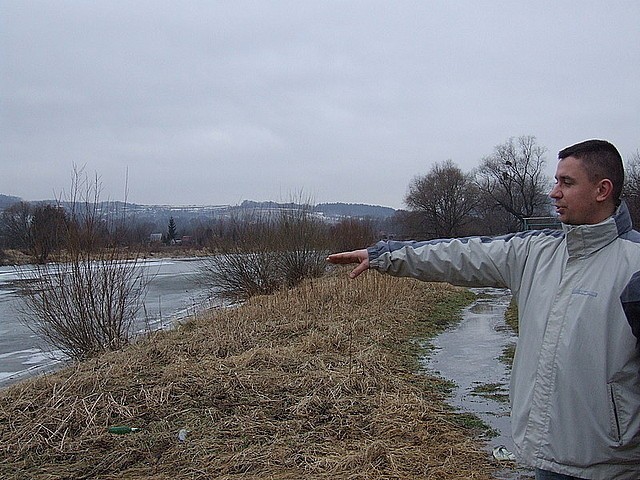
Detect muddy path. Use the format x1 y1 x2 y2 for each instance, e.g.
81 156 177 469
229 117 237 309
423 287 534 480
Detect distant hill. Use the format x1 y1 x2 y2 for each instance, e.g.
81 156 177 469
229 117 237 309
0 194 21 210
0 195 396 222
238 200 396 219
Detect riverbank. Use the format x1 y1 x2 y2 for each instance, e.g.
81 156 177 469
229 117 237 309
0 270 500 479
0 246 211 267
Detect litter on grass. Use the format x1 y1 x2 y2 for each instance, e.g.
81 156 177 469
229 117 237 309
492 445 516 462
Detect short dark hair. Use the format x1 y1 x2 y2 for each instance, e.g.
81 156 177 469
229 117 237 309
558 139 624 206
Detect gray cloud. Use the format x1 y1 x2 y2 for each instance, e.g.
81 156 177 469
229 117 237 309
2 1 639 209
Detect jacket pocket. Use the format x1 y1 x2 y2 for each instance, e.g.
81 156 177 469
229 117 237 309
608 380 640 448
608 383 622 445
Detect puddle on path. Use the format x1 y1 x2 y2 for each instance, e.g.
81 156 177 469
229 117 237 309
423 287 534 480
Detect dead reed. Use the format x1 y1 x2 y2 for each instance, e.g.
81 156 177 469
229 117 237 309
0 269 497 479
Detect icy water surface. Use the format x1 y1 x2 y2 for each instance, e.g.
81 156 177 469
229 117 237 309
423 287 534 479
0 257 218 387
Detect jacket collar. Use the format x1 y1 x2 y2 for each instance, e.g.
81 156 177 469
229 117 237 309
562 202 631 257
613 200 633 236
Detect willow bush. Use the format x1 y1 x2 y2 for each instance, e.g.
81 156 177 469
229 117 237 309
200 202 330 300
15 169 149 360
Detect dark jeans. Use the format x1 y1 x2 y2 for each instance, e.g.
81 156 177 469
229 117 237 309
535 468 585 480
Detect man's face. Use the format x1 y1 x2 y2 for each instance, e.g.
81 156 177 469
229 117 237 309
550 156 603 225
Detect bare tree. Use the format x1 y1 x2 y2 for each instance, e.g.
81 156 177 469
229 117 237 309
199 198 329 300
0 202 33 251
328 218 377 252
0 202 67 263
16 169 148 360
404 159 479 238
30 204 68 263
275 201 329 287
475 135 552 232
18 250 147 360
623 150 640 225
199 211 286 300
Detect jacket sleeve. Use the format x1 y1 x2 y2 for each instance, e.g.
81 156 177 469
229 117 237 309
367 234 531 291
620 271 640 341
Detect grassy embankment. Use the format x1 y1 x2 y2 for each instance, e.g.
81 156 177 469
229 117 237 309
0 269 499 479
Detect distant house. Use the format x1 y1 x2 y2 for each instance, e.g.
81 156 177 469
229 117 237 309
149 233 163 243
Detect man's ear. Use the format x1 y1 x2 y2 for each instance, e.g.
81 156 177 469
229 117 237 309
596 178 614 202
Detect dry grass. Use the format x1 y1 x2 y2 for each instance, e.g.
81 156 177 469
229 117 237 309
0 249 32 266
0 270 498 479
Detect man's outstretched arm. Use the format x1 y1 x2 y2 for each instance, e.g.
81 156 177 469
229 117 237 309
326 249 369 279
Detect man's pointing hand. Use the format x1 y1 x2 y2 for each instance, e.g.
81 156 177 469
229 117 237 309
326 249 370 279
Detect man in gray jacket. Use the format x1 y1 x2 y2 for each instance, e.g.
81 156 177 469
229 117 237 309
327 140 640 480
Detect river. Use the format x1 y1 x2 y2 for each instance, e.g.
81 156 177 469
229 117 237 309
424 287 534 479
0 257 217 387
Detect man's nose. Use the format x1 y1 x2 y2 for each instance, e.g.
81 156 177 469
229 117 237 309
549 184 561 198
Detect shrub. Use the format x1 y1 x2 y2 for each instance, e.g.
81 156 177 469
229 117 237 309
15 169 148 360
200 203 330 300
17 251 147 360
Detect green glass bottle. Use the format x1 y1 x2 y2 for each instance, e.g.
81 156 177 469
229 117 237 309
108 426 141 434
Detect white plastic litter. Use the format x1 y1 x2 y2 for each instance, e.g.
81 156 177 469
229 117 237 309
492 445 516 461
177 428 189 442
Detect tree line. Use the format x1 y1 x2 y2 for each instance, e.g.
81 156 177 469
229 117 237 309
2 135 640 265
394 135 640 239
0 201 380 265
400 135 554 238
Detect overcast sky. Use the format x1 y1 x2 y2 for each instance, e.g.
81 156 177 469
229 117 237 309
1 1 639 209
